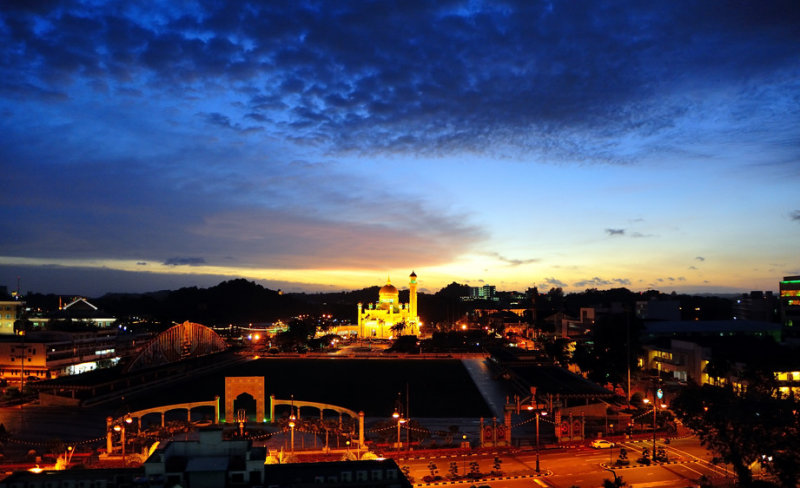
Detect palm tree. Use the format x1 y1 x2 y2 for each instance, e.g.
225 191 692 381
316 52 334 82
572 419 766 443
390 321 407 336
602 475 627 487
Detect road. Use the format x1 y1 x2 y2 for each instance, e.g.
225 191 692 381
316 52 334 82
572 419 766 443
394 436 736 488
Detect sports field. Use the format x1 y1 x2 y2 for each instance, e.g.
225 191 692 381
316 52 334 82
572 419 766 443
136 358 493 418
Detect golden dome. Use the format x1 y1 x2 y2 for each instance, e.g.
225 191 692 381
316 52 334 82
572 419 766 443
380 282 399 296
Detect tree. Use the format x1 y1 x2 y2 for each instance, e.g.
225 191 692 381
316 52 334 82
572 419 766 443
448 461 459 479
672 381 800 487
603 476 628 488
389 321 407 336
427 461 438 478
541 336 572 365
572 312 642 384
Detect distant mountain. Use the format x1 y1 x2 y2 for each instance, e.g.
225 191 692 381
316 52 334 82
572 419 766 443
24 279 737 329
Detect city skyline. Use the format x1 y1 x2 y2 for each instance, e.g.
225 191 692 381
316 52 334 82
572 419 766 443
1 1 799 297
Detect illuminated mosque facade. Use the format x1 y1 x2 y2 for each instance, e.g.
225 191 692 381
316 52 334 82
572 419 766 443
357 271 420 339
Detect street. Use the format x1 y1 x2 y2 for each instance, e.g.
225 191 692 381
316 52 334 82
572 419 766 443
395 436 736 488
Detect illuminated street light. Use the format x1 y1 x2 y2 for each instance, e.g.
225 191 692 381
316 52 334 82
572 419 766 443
289 395 297 453
392 410 406 449
113 414 133 464
527 405 547 473
643 389 666 461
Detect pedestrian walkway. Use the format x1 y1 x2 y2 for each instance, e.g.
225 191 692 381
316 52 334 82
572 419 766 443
461 358 508 418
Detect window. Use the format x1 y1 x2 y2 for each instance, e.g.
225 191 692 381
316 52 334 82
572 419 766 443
371 470 383 480
314 476 325 483
356 470 368 481
340 471 352 482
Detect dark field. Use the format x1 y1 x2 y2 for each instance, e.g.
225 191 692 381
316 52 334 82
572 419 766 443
132 358 493 419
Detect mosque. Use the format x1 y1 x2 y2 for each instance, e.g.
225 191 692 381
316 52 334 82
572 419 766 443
356 271 420 339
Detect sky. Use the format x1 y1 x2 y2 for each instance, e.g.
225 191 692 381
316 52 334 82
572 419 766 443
0 0 799 297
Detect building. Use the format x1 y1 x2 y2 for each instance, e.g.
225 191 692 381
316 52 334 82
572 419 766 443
469 285 497 301
0 329 123 385
355 272 419 339
636 299 681 321
28 297 117 329
733 291 778 322
263 459 412 488
641 339 711 384
642 319 782 342
143 427 266 487
780 275 800 335
0 468 142 488
0 300 24 335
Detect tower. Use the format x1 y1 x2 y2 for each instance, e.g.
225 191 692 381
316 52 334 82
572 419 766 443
357 302 364 338
409 271 418 319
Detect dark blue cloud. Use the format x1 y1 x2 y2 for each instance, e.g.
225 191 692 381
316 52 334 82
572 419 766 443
163 257 206 266
1 0 798 160
0 0 798 293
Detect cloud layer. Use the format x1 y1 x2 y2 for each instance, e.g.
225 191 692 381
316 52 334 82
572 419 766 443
1 1 798 294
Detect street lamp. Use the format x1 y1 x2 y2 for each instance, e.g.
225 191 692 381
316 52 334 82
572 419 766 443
643 389 666 461
392 410 405 449
113 414 133 464
527 405 547 473
289 395 297 453
288 414 296 453
461 434 469 476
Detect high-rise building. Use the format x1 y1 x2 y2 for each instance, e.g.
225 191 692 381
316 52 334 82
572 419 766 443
780 276 800 335
733 291 778 322
470 285 497 301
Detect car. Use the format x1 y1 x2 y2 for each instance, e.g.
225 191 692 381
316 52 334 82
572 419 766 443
591 439 615 449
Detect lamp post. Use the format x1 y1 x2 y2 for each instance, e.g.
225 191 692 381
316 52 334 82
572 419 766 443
643 389 665 461
289 395 296 453
289 414 296 453
462 434 468 476
113 414 133 464
392 410 405 450
528 405 547 473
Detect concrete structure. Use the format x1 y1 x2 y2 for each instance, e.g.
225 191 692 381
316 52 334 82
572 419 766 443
355 272 419 339
263 459 412 488
733 291 778 322
469 284 497 301
0 329 121 384
642 319 782 342
642 339 711 384
225 376 266 423
636 299 681 321
143 427 266 488
0 300 24 335
0 468 141 488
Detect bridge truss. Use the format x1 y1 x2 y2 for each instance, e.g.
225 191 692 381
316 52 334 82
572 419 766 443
124 321 228 373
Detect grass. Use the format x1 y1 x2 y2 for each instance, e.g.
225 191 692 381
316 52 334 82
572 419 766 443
135 358 493 418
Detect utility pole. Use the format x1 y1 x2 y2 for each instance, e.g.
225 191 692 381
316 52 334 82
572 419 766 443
626 308 631 408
